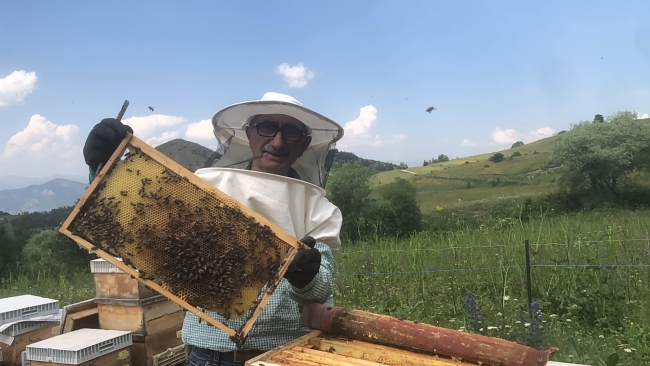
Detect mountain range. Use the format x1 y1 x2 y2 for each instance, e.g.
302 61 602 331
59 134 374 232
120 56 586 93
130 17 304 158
0 139 216 214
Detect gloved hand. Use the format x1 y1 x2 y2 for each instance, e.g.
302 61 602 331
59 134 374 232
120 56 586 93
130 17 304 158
83 118 133 172
284 236 321 289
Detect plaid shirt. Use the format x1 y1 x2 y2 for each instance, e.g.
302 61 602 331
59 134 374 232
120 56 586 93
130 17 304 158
181 241 335 351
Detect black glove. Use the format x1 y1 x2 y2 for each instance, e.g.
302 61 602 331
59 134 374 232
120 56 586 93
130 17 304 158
83 118 133 172
284 236 321 289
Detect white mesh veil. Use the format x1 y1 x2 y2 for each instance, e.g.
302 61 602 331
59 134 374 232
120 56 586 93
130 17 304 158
203 93 344 188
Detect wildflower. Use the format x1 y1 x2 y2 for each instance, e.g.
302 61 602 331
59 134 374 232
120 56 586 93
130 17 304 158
624 348 632 353
487 326 498 330
503 295 510 301
464 291 485 334
565 319 572 322
599 335 604 338
550 314 558 318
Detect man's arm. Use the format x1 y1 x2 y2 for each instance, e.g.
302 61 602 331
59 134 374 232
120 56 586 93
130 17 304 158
286 241 334 305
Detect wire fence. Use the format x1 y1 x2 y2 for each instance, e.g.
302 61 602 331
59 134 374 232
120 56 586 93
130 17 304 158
335 238 650 256
333 238 650 280
333 264 650 278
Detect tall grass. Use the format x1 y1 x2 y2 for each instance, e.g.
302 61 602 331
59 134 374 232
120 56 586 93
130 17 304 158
0 269 95 306
334 209 650 365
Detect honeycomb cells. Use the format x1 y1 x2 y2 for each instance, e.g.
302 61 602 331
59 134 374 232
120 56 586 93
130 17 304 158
69 145 292 319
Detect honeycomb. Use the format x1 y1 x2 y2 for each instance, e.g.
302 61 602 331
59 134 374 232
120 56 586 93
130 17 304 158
66 140 295 321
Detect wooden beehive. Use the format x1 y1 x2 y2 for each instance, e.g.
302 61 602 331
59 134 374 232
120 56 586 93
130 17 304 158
25 329 132 366
59 133 304 346
1 324 60 365
246 331 581 366
90 259 159 302
246 331 484 366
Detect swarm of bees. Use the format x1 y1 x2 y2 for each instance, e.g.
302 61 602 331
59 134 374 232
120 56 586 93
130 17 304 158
68 146 290 319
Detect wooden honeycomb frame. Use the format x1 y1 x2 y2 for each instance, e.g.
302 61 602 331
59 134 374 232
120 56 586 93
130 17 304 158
59 133 305 347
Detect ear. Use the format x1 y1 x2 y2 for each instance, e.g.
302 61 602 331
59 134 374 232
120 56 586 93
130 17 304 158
297 135 312 158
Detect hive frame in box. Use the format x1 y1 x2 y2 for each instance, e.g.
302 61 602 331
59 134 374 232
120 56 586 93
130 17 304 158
59 132 304 347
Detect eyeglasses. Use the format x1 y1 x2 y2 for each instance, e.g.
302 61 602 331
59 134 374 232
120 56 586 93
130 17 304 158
252 121 308 142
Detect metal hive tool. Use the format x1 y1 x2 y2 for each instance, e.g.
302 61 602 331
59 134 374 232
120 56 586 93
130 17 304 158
59 132 304 347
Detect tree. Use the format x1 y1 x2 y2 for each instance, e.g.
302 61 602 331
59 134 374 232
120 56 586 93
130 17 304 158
375 178 422 236
488 152 505 163
511 141 524 148
552 111 650 196
437 154 450 162
22 230 95 275
594 114 604 123
0 224 20 276
326 161 377 240
423 160 429 166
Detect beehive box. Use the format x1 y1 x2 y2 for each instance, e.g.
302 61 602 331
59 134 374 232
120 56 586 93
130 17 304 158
0 296 59 326
96 299 182 337
246 331 582 366
0 323 60 365
59 133 305 346
90 259 158 303
130 331 184 366
150 344 186 366
25 329 132 366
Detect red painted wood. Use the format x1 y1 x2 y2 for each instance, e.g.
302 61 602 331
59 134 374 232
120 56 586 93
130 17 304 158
302 304 556 366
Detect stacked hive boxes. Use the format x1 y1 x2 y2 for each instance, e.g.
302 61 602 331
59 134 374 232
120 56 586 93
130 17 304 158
0 295 61 365
25 329 132 366
90 259 186 366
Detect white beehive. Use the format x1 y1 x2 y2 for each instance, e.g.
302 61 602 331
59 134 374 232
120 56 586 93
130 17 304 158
0 295 59 326
1 320 60 337
26 329 132 365
90 258 126 273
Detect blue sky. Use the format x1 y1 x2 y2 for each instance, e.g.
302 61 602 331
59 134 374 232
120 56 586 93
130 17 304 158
1 0 649 179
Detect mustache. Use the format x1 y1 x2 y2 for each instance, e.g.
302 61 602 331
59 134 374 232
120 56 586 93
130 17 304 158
262 144 290 156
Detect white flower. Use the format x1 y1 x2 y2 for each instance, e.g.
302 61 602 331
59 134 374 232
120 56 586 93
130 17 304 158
599 335 604 338
524 323 531 327
503 296 510 301
550 314 558 318
497 312 503 316
565 319 572 322
624 348 632 353
505 325 511 328
488 326 498 330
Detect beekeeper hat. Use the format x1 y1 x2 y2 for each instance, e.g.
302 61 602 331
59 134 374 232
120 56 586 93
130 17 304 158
208 92 345 188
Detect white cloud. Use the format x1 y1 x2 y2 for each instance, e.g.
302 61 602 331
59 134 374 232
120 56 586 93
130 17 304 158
185 119 213 140
461 139 477 147
275 63 315 88
0 70 38 107
491 127 519 144
337 105 407 149
637 112 649 119
490 126 556 145
345 105 377 136
122 114 186 141
3 114 80 159
147 131 180 147
527 127 556 141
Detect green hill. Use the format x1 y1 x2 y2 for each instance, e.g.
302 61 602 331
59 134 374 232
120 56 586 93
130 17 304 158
373 119 650 213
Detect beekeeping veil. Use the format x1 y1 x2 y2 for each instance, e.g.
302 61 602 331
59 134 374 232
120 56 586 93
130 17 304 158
195 92 345 251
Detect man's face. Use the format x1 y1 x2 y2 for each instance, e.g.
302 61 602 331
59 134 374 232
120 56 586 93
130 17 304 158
245 114 312 176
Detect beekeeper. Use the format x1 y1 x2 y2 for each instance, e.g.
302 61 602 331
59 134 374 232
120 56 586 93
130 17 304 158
82 92 344 365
